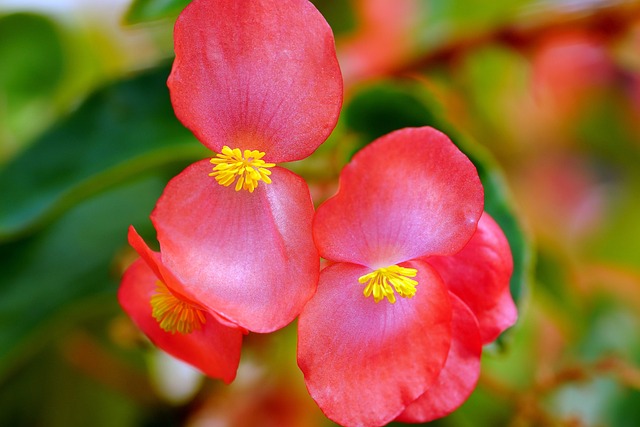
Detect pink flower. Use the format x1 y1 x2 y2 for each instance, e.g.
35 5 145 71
118 0 342 379
297 127 517 426
157 0 342 332
119 227 243 383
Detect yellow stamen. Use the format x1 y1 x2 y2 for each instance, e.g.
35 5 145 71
209 146 276 193
150 281 206 334
358 265 418 304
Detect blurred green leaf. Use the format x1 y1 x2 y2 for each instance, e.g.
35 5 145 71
0 65 207 242
0 175 167 381
576 91 640 171
310 0 357 36
344 84 440 153
45 357 140 427
583 175 640 269
0 13 66 161
457 45 531 152
534 246 582 318
608 388 640 427
0 344 141 427
343 81 532 312
125 0 191 24
0 13 64 103
426 0 534 33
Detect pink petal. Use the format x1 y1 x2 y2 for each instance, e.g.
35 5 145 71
168 0 343 162
427 212 517 344
127 225 163 281
313 127 484 268
297 260 452 427
477 287 518 343
152 159 319 333
396 293 482 423
118 258 243 383
127 226 241 329
127 226 188 298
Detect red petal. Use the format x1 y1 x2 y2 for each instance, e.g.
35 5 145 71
118 259 243 383
152 160 318 333
313 127 484 268
127 226 241 329
396 293 482 423
127 225 163 281
297 260 452 427
427 212 517 343
168 0 343 162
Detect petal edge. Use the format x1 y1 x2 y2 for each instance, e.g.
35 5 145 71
168 0 343 162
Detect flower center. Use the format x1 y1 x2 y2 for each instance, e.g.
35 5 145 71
358 265 418 304
150 281 206 334
209 146 276 193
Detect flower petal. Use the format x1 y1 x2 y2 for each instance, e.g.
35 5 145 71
152 159 319 333
313 127 484 268
127 225 163 281
168 0 343 162
396 293 482 423
427 212 517 343
297 260 452 427
118 258 243 383
127 225 241 329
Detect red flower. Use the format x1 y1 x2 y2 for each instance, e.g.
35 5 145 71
119 227 243 383
154 0 342 333
297 127 517 426
118 0 342 379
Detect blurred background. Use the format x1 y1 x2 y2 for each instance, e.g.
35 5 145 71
1 0 639 426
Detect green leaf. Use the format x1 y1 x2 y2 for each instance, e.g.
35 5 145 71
0 13 64 102
426 0 536 33
459 45 530 135
0 65 208 242
0 175 167 381
608 388 640 427
343 84 440 151
0 343 141 427
0 13 66 161
343 81 532 311
125 0 191 24
310 0 357 36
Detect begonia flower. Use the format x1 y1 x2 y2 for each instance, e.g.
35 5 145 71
119 226 244 383
297 127 517 427
122 0 342 349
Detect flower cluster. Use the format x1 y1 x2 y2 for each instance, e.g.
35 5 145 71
118 0 517 425
119 0 342 382
298 127 516 425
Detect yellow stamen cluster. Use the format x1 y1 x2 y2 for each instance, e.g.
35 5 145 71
210 146 275 192
358 265 419 304
150 281 206 334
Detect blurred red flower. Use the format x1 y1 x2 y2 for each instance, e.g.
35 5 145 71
297 127 517 426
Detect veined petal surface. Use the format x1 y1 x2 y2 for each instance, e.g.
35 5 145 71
427 212 517 343
396 293 482 423
118 259 243 383
297 260 452 427
168 0 343 162
152 160 319 333
313 127 484 268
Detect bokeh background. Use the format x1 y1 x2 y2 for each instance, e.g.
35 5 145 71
1 0 639 426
